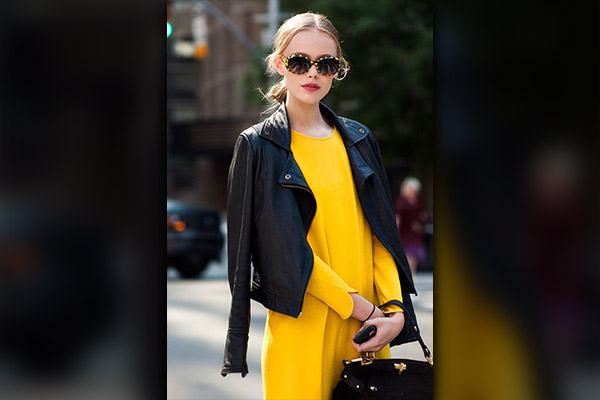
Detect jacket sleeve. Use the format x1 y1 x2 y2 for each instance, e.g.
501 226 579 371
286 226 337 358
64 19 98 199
372 234 404 314
221 133 254 377
365 129 416 294
306 252 359 320
366 131 396 208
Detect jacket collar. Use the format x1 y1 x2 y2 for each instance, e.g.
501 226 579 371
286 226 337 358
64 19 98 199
259 101 368 151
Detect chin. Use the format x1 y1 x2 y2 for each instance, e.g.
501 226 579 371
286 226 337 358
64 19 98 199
290 90 328 106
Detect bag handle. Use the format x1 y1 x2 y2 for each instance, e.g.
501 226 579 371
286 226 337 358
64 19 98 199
378 300 433 366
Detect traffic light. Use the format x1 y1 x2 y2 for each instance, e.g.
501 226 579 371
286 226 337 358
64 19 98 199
167 21 173 38
191 12 208 59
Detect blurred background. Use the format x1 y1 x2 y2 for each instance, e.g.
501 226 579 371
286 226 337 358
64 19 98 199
166 0 433 399
0 0 163 399
0 0 596 399
434 2 599 400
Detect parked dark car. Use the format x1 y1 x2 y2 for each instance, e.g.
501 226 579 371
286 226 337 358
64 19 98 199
167 199 224 278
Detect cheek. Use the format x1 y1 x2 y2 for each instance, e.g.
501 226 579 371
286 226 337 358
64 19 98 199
283 71 297 83
324 76 335 89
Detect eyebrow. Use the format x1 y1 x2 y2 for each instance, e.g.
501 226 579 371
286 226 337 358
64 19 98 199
290 52 337 58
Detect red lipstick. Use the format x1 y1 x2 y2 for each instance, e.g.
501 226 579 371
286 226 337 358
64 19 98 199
301 83 321 92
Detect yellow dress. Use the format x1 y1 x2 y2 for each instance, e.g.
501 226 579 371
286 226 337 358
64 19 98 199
261 126 404 400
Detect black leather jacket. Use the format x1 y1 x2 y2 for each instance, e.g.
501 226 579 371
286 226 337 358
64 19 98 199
221 102 420 377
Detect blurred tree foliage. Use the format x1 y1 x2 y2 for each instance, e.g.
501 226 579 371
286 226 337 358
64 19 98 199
243 0 432 173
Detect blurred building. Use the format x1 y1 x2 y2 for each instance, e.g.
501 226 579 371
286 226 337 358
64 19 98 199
167 0 268 212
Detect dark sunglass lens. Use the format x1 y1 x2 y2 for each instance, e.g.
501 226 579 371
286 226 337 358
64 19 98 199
288 57 310 74
318 59 340 75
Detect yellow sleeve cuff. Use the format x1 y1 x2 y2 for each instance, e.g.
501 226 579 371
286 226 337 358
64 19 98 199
306 253 358 319
380 304 404 314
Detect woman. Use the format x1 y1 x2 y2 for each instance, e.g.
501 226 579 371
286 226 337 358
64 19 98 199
395 177 427 278
221 12 419 399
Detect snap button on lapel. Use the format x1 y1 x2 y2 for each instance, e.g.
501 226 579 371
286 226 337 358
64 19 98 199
359 128 365 133
284 174 291 179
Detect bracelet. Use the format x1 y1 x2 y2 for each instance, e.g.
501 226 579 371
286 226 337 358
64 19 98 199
360 303 376 323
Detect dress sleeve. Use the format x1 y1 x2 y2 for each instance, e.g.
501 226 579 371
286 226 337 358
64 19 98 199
306 252 359 320
373 234 404 314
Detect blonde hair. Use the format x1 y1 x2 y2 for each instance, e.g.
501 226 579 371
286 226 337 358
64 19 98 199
262 12 350 110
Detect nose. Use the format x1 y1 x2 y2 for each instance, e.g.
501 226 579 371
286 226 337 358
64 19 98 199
307 63 318 77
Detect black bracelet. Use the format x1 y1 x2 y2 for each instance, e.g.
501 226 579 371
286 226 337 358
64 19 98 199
361 303 376 323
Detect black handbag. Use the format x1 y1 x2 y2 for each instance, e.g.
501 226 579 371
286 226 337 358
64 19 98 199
332 301 433 400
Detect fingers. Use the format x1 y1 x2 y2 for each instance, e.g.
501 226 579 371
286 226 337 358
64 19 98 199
354 337 384 353
352 328 384 352
352 326 378 352
359 316 382 329
352 318 397 352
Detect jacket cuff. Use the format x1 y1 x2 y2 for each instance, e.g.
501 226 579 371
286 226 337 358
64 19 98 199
220 362 248 377
221 330 249 377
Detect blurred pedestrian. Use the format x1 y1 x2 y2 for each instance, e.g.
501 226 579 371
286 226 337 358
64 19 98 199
221 12 419 399
395 177 427 278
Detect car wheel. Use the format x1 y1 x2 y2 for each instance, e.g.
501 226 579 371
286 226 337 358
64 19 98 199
175 255 208 279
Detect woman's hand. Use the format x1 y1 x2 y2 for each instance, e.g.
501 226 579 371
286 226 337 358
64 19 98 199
352 312 405 353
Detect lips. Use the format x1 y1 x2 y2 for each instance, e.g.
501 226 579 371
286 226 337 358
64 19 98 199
302 83 321 90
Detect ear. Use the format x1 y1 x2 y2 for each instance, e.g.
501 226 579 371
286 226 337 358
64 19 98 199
275 55 286 77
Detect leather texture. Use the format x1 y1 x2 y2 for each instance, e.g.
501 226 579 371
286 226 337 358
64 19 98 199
332 357 433 400
221 102 419 377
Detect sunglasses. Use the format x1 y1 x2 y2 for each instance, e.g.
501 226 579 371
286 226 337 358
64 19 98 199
280 54 341 76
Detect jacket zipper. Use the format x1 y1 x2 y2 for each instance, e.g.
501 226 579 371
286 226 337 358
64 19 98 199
280 182 313 197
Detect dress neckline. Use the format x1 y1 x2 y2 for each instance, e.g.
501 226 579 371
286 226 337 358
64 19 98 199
291 126 336 141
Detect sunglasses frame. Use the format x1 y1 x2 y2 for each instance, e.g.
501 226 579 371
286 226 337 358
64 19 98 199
280 54 341 76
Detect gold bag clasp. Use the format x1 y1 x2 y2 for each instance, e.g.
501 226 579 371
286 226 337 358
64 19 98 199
394 362 407 374
345 351 376 366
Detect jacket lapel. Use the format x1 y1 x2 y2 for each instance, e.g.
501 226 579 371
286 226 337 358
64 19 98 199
346 145 375 191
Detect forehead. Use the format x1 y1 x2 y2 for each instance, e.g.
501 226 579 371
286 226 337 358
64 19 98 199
284 29 337 57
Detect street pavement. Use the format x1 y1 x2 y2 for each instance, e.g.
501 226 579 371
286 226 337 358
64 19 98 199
167 259 433 400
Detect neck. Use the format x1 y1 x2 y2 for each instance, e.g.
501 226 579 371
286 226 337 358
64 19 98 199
284 96 329 133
